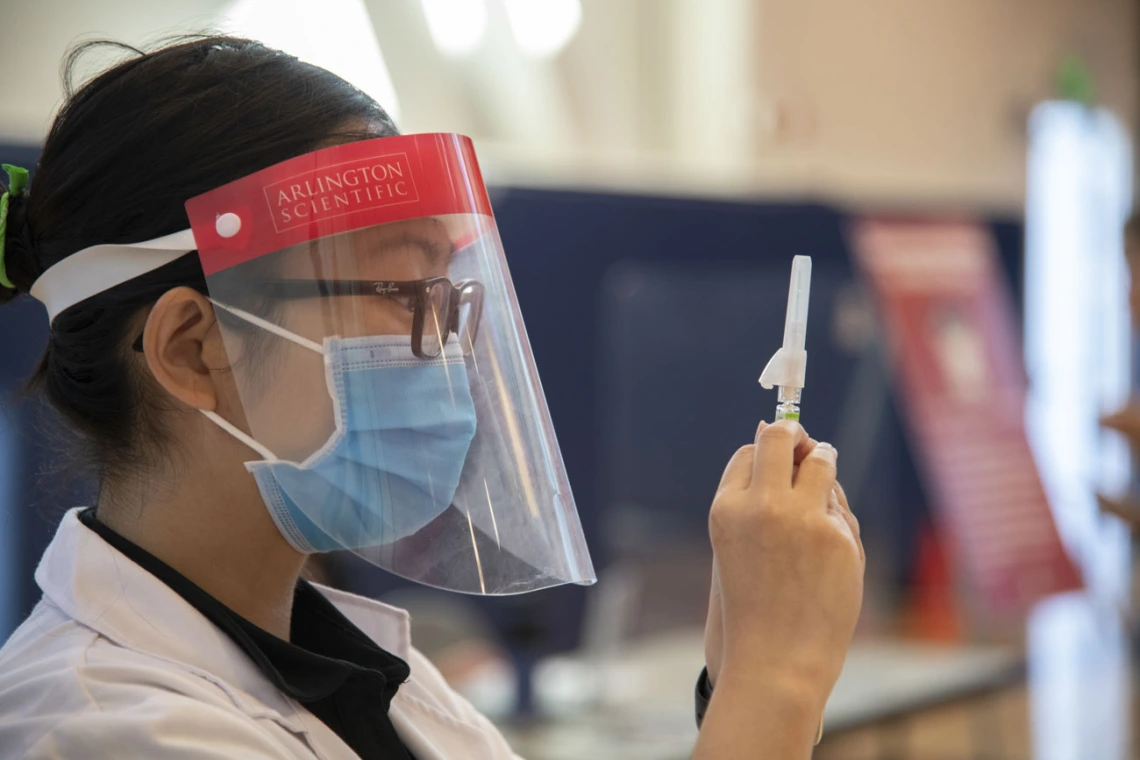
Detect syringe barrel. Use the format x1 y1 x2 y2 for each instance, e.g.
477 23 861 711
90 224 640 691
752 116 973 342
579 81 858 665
782 256 812 351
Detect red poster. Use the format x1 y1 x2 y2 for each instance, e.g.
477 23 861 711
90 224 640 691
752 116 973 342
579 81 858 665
851 218 1081 615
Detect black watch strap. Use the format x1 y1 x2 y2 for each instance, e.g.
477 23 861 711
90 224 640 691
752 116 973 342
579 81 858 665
694 665 824 743
695 667 713 729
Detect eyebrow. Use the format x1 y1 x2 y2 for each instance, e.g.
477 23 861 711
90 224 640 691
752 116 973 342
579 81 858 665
371 216 455 265
297 222 455 276
397 233 453 266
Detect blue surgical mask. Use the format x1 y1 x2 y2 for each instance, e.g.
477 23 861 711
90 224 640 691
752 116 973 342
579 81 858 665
203 308 478 554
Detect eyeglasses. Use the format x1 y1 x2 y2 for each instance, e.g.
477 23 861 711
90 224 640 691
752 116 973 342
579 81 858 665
132 277 485 359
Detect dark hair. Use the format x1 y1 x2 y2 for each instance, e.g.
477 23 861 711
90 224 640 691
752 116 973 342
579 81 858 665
0 35 397 484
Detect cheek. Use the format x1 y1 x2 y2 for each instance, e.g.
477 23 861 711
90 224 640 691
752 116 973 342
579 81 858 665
242 346 336 461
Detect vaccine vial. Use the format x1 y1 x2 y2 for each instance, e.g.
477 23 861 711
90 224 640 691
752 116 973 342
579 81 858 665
775 386 802 421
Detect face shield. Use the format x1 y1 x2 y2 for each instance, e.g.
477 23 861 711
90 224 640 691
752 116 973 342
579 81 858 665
32 133 595 596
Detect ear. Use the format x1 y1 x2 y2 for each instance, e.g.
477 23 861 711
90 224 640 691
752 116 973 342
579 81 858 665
141 287 227 412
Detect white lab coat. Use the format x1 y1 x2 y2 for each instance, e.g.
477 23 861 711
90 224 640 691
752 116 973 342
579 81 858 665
0 509 523 759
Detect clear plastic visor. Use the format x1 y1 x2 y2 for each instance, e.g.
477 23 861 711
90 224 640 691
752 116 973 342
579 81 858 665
202 214 594 595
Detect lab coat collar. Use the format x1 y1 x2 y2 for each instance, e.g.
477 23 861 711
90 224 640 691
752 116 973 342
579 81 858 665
35 509 413 736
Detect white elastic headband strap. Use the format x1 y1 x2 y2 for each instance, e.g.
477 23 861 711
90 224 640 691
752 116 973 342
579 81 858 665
30 229 198 322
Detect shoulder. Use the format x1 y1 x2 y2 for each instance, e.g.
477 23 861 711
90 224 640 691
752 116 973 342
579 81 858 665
0 601 286 760
0 598 219 705
16 695 293 759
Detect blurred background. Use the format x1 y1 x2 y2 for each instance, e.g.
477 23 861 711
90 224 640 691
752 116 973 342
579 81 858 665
2 1 1138 758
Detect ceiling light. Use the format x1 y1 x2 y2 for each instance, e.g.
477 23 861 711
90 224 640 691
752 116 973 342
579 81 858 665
420 0 488 56
503 0 581 59
222 0 400 120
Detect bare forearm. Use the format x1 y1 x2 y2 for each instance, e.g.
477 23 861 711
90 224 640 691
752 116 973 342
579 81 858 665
691 669 823 760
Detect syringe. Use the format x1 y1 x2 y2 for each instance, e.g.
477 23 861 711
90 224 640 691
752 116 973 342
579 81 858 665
759 256 812 421
760 256 823 745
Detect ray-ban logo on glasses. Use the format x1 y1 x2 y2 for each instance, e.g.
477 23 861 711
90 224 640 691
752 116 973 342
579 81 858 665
264 153 419 232
373 282 400 295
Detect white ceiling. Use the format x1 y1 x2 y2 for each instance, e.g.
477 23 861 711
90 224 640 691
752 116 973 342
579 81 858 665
3 0 1137 210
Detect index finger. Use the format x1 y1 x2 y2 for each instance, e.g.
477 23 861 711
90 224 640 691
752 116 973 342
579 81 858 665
752 420 809 490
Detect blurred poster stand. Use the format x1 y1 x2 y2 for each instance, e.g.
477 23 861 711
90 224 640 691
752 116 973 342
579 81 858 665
851 218 1082 619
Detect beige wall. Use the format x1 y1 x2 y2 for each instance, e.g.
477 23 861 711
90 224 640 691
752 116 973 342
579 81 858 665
463 0 1139 210
751 0 1139 210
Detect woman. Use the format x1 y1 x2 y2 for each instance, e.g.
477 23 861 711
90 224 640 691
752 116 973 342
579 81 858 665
0 37 863 759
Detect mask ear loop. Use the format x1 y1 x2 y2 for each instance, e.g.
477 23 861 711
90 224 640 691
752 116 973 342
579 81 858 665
201 410 279 462
209 298 325 354
199 299 327 462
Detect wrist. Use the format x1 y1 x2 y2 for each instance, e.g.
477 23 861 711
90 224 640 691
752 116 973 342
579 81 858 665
715 657 831 718
705 666 825 750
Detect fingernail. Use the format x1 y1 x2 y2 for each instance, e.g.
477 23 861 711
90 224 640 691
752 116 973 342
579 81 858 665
817 442 837 456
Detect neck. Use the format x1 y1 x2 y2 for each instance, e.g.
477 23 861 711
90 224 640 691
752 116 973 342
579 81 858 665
96 456 305 640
